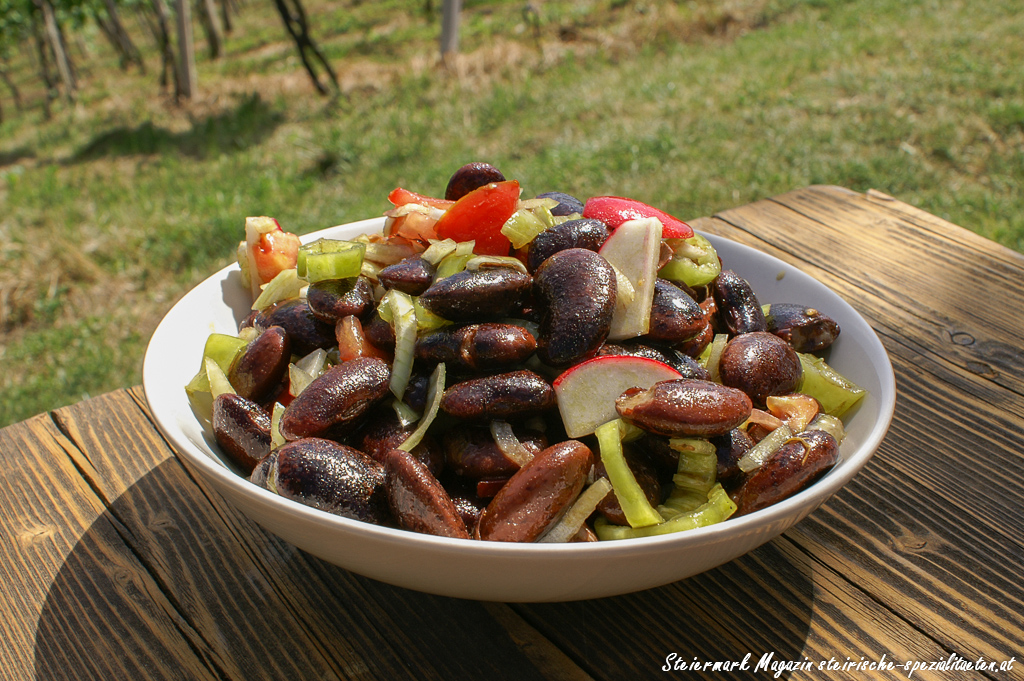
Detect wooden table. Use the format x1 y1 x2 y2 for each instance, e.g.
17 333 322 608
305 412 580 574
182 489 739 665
3 186 1022 680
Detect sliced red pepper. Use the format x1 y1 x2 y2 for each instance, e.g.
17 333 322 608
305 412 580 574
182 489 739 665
432 180 520 256
582 196 693 239
388 187 455 210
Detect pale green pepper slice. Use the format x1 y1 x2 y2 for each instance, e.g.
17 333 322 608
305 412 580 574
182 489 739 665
658 234 721 287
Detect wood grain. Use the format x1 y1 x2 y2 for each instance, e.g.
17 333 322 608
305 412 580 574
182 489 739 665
2 187 1022 681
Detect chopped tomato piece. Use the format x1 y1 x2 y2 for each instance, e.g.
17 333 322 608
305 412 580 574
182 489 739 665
388 187 455 211
335 315 391 362
252 229 301 288
583 196 693 239
432 180 520 256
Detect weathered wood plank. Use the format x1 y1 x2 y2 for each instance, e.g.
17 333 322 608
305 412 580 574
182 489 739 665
0 412 219 681
34 386 595 681
683 189 1024 671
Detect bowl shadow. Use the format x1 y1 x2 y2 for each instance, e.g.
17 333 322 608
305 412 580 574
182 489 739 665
34 459 815 680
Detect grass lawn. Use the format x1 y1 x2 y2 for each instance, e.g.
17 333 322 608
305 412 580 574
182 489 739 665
0 0 1021 426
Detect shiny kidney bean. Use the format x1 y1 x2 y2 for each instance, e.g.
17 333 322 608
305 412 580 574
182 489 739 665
534 191 585 217
259 298 337 356
415 323 536 373
445 162 506 201
378 256 436 295
712 269 767 336
440 370 555 421
273 437 391 524
718 331 803 406
615 378 753 438
384 449 470 539
475 440 594 542
442 425 547 478
418 267 533 321
732 429 839 516
355 405 445 477
525 218 610 273
306 276 375 323
643 279 706 345
676 322 714 359
534 248 617 367
766 303 841 353
709 427 756 490
229 325 291 402
212 393 272 474
280 357 391 440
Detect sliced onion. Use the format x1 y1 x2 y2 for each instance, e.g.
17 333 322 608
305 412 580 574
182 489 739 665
538 478 613 543
490 420 534 468
398 363 446 453
806 413 846 444
391 397 420 427
384 290 417 399
270 402 287 449
704 333 729 383
465 255 529 275
204 357 235 398
744 408 785 432
252 268 302 311
421 238 459 265
288 364 315 397
737 423 793 473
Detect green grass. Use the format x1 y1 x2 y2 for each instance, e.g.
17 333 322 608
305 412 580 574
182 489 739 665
0 0 1022 426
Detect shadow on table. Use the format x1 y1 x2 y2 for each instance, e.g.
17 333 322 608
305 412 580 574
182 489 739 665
34 459 815 680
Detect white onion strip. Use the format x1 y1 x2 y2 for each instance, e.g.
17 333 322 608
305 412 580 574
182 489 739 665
539 478 613 543
490 420 534 467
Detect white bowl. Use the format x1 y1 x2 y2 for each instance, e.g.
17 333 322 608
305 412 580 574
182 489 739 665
143 217 896 602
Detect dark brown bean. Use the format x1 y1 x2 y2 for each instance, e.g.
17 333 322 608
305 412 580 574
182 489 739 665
643 279 706 345
363 309 397 350
442 425 547 478
534 191 585 217
713 269 767 336
476 440 594 542
718 331 803 406
615 378 753 437
440 370 555 420
732 429 839 516
534 248 617 367
766 303 841 353
259 298 337 356
418 267 533 321
212 393 272 474
377 257 436 296
675 322 713 359
306 276 375 323
356 406 445 477
416 323 536 373
709 427 756 490
448 490 486 536
229 326 291 402
274 438 391 524
384 449 470 539
445 162 506 201
280 357 391 440
526 218 610 273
